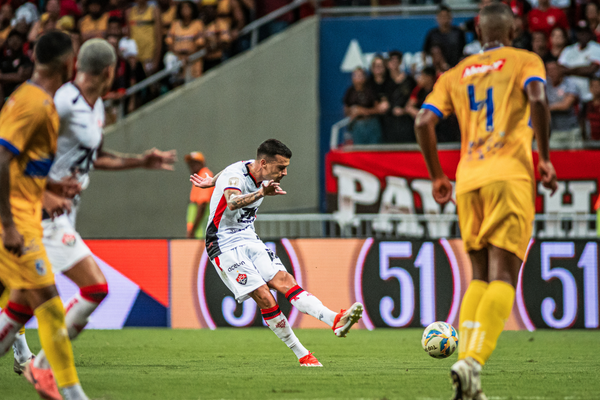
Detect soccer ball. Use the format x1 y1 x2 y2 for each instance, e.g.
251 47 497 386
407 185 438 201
421 321 458 359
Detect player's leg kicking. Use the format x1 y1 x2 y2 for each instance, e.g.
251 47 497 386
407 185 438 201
13 214 109 375
211 242 362 366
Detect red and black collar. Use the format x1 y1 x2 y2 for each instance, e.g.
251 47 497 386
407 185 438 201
245 162 260 188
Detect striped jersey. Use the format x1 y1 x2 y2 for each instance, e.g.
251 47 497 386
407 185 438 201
206 160 264 259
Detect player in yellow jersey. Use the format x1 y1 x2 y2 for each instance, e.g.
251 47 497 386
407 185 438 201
415 4 558 400
0 31 90 400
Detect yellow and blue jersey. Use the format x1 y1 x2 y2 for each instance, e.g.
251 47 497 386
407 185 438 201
423 46 546 195
0 82 59 233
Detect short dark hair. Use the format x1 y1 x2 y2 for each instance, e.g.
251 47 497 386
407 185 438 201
35 30 72 65
479 2 513 19
257 139 292 160
388 50 402 60
177 1 199 21
7 29 24 42
590 76 600 84
108 16 123 25
421 66 437 78
437 4 451 13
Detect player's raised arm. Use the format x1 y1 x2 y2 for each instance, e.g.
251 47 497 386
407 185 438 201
94 142 177 171
527 80 558 194
225 180 286 211
191 170 222 188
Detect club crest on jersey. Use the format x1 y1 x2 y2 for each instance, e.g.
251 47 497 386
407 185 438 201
62 233 77 247
462 59 506 79
35 259 46 276
236 273 247 285
275 320 286 329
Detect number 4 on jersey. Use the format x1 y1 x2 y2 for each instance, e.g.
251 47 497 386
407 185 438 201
468 85 494 132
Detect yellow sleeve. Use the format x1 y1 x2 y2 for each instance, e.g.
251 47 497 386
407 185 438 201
0 99 43 156
422 71 454 118
520 52 546 90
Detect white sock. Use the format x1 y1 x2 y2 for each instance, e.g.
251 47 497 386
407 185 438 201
261 305 309 359
35 286 106 370
286 286 337 327
0 304 31 357
12 332 32 363
62 383 89 400
64 287 105 340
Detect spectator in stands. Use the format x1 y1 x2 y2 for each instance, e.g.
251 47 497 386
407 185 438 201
559 21 600 102
59 0 81 18
548 26 569 61
343 67 382 145
383 50 416 143
258 0 291 41
11 0 39 29
0 4 13 47
584 77 600 140
28 0 60 42
108 0 128 20
166 1 205 80
127 0 162 74
79 0 110 42
406 67 437 121
204 1 241 71
546 60 581 148
423 5 465 67
159 0 177 37
185 152 214 239
406 66 460 142
512 15 532 50
528 0 569 37
105 32 135 122
429 45 449 77
507 0 532 19
531 31 550 60
585 2 600 42
368 55 392 105
236 0 255 51
0 30 32 108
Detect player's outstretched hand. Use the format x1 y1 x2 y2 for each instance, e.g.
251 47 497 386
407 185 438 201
261 180 287 196
42 190 73 220
142 148 177 171
432 176 453 205
47 174 82 199
190 173 214 188
2 225 24 257
538 159 558 195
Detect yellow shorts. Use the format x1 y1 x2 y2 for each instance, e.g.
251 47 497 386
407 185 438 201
0 230 54 290
457 179 534 260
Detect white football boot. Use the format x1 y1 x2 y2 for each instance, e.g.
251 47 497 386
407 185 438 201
450 357 487 400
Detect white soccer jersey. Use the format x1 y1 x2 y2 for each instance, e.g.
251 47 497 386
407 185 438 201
206 160 264 259
49 82 104 191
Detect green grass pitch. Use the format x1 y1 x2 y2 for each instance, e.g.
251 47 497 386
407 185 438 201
0 329 598 399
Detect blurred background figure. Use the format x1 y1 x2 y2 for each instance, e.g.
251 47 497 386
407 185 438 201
546 60 581 148
166 1 205 83
343 67 382 145
584 77 600 141
0 30 32 108
423 5 465 68
79 0 110 42
127 0 162 75
185 152 214 239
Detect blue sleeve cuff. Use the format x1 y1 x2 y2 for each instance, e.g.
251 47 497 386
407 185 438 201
421 104 444 118
523 76 546 89
0 138 20 156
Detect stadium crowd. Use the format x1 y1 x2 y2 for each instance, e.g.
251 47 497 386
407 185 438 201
343 1 600 147
0 0 307 119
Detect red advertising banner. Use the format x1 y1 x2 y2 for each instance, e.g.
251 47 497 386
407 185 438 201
325 150 600 238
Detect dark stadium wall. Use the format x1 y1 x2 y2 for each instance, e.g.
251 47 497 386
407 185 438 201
77 17 320 238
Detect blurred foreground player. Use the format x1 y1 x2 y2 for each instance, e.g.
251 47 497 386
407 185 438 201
0 31 90 400
191 139 363 367
415 4 558 399
9 39 177 379
185 151 213 239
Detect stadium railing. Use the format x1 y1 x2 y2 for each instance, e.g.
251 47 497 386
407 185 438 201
254 213 597 239
330 117 600 150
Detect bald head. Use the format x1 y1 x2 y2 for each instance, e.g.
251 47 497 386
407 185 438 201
477 3 515 46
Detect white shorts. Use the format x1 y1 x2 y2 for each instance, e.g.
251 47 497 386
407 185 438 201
42 213 92 274
210 241 287 303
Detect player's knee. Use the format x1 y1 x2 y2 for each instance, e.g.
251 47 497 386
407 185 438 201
80 283 109 304
252 286 276 308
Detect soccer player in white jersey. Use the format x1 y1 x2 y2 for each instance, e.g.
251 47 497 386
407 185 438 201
190 139 363 367
9 39 176 383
